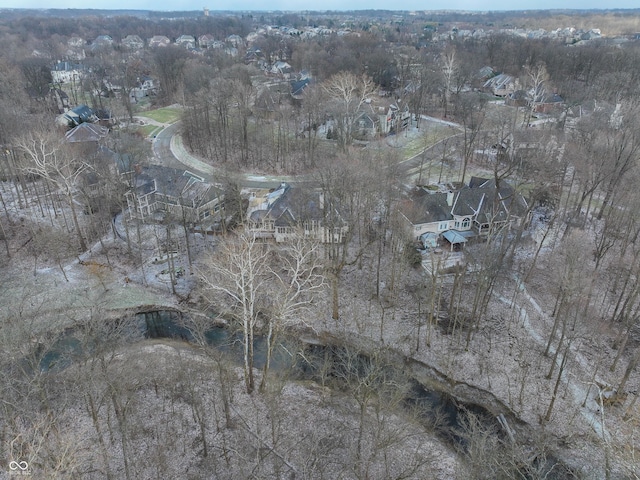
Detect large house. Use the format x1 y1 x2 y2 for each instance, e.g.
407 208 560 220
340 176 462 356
148 35 171 48
176 35 196 49
483 73 518 97
57 104 98 128
126 165 224 223
400 177 529 247
122 35 144 50
198 34 217 48
51 62 85 84
247 183 348 243
65 122 109 144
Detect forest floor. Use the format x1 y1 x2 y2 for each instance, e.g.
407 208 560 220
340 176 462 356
1 190 639 478
314 236 640 479
0 189 463 479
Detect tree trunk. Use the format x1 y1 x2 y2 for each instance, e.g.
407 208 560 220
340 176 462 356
543 342 570 423
332 274 340 321
260 320 275 392
617 346 640 395
68 192 87 251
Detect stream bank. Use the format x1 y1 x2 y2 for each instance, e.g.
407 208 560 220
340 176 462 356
33 308 578 479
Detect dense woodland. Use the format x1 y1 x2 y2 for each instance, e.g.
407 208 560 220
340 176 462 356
2 8 640 479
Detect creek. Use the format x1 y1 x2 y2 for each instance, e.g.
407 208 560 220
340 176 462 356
34 309 576 479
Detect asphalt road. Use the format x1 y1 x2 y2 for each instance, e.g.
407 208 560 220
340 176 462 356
150 120 465 189
151 122 296 189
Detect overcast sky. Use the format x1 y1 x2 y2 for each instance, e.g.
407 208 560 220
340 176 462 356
3 0 639 11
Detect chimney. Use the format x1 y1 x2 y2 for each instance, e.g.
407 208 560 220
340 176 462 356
446 190 454 207
319 191 325 210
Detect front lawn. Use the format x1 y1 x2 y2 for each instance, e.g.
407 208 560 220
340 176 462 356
139 107 182 124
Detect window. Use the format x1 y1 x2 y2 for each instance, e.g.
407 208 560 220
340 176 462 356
438 222 448 231
462 217 471 229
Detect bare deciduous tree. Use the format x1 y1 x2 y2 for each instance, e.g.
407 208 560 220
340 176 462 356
322 72 376 150
198 233 270 394
15 129 88 251
260 235 325 390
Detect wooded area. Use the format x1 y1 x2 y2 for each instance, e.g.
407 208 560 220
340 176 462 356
1 8 640 479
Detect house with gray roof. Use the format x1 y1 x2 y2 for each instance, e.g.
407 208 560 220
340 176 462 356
148 35 171 48
57 104 98 128
126 165 223 223
247 183 347 243
176 35 196 49
65 122 108 144
122 35 144 50
483 73 518 97
91 35 113 52
400 178 529 246
198 34 217 48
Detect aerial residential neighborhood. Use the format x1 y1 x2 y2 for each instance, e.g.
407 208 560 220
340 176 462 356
1 6 640 480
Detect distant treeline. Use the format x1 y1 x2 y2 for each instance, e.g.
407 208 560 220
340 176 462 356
2 8 640 37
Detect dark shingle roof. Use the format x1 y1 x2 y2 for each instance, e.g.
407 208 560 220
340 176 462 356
402 191 452 225
65 122 108 143
253 184 345 228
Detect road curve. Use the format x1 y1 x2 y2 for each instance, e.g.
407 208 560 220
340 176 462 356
149 116 464 189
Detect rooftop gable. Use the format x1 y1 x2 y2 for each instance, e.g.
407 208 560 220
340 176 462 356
65 122 108 143
401 190 453 225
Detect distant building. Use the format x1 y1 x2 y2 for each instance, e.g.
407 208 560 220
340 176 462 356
51 61 85 84
148 35 171 48
122 34 144 50
176 35 196 49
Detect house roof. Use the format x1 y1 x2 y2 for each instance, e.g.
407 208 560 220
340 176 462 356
250 183 345 228
483 73 514 91
477 66 495 79
468 176 494 189
443 230 468 244
148 35 171 47
135 165 221 208
65 123 108 143
290 78 310 97
542 92 564 104
453 178 528 223
122 35 144 48
403 178 528 229
401 190 453 225
61 104 96 127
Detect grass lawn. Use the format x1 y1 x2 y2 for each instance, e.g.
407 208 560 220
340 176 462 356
139 107 182 124
400 124 460 160
136 124 163 138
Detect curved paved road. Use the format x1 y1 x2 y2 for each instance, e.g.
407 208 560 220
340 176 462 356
151 122 300 189
147 116 465 189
